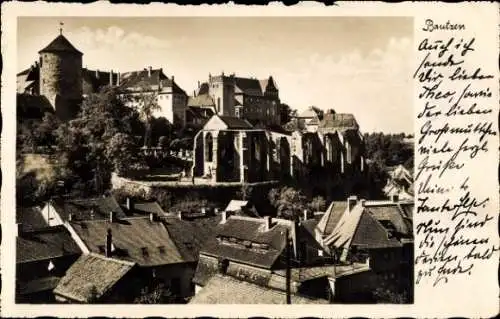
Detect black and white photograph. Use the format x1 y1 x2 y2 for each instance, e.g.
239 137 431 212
13 15 416 305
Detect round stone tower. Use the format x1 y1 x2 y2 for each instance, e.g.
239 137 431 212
38 31 83 120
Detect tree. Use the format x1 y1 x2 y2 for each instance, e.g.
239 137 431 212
133 283 175 304
279 103 294 124
133 83 161 147
308 195 327 212
268 186 307 220
237 183 254 201
105 132 142 177
53 87 143 196
150 117 173 147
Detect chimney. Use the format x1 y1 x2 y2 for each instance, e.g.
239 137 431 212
117 72 121 86
171 75 175 82
209 73 212 81
391 194 399 203
109 70 113 86
109 211 116 223
148 66 152 77
193 90 196 97
105 228 112 258
221 210 228 223
149 212 157 222
197 81 200 88
221 71 224 76
264 216 272 231
95 69 99 78
347 195 358 212
125 197 132 211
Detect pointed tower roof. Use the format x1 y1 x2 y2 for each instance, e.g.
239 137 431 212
39 34 83 55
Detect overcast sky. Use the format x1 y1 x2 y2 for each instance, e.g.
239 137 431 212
18 17 413 133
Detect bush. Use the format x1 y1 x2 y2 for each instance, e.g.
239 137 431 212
308 195 327 212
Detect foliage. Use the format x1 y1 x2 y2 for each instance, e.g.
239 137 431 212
150 117 173 147
158 136 170 149
53 87 143 197
279 103 294 124
363 132 413 169
133 282 175 304
372 287 410 304
268 186 307 220
308 195 327 212
131 83 162 147
17 112 61 153
236 183 254 201
170 192 214 213
105 132 144 177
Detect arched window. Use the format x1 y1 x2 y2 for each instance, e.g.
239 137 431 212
205 133 213 162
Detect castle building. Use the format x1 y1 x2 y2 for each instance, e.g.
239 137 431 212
17 31 84 121
17 33 188 126
117 67 187 127
191 72 281 127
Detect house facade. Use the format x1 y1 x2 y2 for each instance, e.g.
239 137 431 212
193 73 281 126
118 67 188 127
315 196 414 301
16 225 82 303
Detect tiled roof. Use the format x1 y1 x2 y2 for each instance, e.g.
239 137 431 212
17 276 61 295
129 202 166 216
82 68 117 94
319 113 359 130
272 265 337 283
315 201 348 236
234 77 265 96
51 196 126 222
351 211 402 249
189 274 329 304
298 107 321 119
17 94 54 119
39 34 83 55
200 216 289 269
16 206 49 232
187 94 215 107
218 116 254 129
16 226 82 264
365 205 412 237
192 255 219 286
160 215 220 263
54 253 135 303
197 82 210 95
69 216 186 266
322 200 414 258
118 69 186 95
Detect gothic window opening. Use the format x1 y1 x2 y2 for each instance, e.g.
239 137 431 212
205 133 213 162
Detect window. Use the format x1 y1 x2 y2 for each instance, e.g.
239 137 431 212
235 108 240 118
141 247 149 258
158 246 166 254
205 133 213 162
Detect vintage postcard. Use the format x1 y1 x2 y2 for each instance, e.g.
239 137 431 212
1 1 498 318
